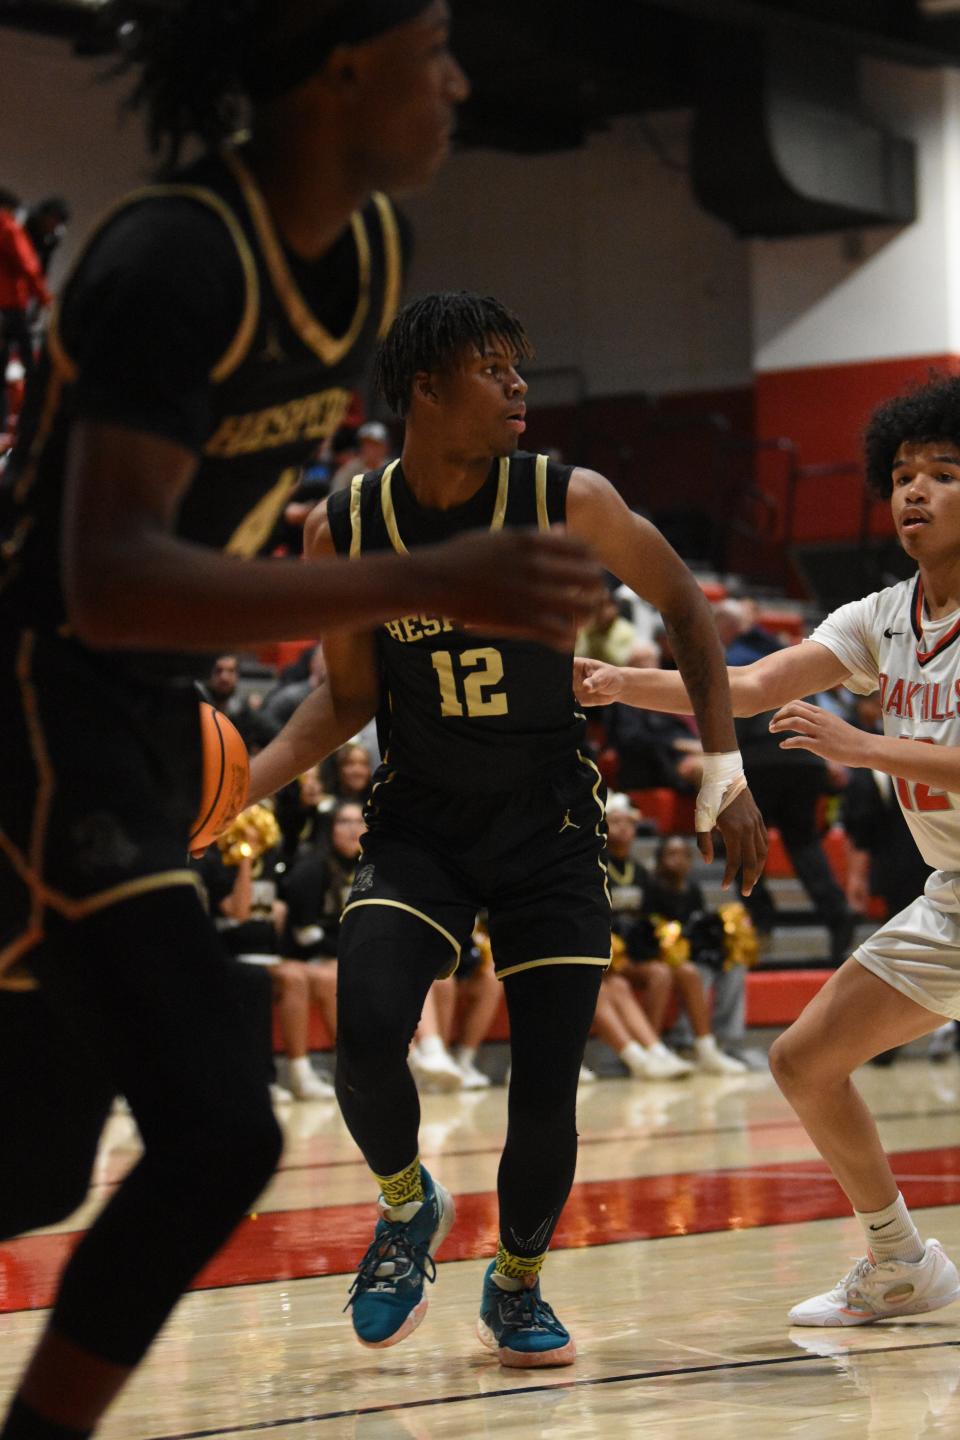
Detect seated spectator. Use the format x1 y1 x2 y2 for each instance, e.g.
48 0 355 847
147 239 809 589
198 805 335 1102
593 970 693 1079
324 740 373 804
713 598 782 667
576 588 644 667
282 799 367 1044
259 643 327 737
622 838 748 1074
607 681 704 794
330 418 393 492
199 653 273 751
605 791 650 931
275 763 338 862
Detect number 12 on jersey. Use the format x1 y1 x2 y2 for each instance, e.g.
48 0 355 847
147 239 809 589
895 737 952 812
431 647 509 718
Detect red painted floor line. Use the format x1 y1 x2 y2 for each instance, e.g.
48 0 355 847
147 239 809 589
4 1146 960 1316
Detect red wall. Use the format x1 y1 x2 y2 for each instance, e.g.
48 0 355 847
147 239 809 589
755 354 960 546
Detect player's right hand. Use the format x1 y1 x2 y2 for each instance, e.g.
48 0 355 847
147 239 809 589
573 656 626 705
424 529 606 649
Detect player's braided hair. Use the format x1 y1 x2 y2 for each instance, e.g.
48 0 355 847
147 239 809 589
864 373 960 498
375 292 535 417
115 0 345 172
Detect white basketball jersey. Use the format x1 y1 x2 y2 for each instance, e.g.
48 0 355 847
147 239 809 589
810 575 960 871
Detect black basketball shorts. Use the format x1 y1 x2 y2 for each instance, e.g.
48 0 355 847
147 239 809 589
341 758 612 979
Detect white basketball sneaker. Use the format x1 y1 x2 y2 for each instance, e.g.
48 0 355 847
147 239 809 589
789 1240 960 1326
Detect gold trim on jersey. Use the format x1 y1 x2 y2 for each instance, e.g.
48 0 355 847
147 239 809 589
578 747 612 907
224 465 300 558
496 954 610 980
535 452 550 531
372 193 403 340
341 898 462 974
380 456 510 556
491 456 510 530
53 178 260 385
225 150 371 366
349 473 364 557
380 458 406 554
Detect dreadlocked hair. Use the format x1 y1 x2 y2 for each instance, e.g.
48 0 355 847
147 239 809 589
374 292 534 417
864 372 960 498
117 0 343 174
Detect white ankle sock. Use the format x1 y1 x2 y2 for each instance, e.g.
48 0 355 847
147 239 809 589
854 1191 924 1263
418 1034 446 1060
288 1056 314 1085
694 1035 719 1056
455 1045 477 1066
620 1040 647 1066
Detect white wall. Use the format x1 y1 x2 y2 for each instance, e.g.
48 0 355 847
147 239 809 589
403 113 754 398
751 59 960 371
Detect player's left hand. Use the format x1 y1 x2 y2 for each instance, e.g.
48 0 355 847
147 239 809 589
698 788 767 895
769 700 863 766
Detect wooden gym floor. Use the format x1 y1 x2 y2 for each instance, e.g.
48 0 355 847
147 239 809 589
3 1059 960 1438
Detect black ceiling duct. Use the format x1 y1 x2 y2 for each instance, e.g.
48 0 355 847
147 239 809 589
689 28 916 236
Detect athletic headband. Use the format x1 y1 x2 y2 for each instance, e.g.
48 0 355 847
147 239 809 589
248 0 436 102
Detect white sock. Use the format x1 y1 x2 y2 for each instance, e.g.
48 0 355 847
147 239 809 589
418 1034 446 1060
854 1192 924 1263
694 1035 719 1057
288 1056 314 1085
650 1041 672 1058
455 1044 477 1066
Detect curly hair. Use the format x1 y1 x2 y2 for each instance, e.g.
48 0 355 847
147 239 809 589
117 0 345 172
864 373 960 498
374 291 534 416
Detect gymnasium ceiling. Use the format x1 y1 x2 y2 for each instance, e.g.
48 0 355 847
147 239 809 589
3 0 960 154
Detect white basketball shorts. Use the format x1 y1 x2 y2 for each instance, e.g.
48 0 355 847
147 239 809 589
855 870 960 1020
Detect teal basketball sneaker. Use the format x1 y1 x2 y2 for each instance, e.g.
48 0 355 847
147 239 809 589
477 1261 577 1367
346 1166 454 1348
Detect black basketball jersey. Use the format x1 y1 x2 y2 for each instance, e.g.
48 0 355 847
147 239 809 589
0 147 405 660
326 452 587 792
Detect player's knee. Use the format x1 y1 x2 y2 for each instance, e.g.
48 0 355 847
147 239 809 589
768 1029 826 1094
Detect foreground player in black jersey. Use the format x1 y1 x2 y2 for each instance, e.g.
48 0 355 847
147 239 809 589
0 8 605 1438
249 291 767 1367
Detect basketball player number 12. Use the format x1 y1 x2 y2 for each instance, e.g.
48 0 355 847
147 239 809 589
431 647 508 718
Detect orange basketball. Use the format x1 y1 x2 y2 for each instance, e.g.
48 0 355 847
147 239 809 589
189 702 250 852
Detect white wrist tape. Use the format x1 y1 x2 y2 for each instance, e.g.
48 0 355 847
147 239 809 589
695 750 747 832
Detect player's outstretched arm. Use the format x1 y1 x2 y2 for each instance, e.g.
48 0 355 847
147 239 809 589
63 422 605 653
574 641 850 717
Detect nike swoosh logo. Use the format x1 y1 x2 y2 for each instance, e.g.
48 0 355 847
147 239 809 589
883 628 904 638
869 1218 897 1231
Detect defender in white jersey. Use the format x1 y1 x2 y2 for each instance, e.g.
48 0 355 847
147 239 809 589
572 373 960 1329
